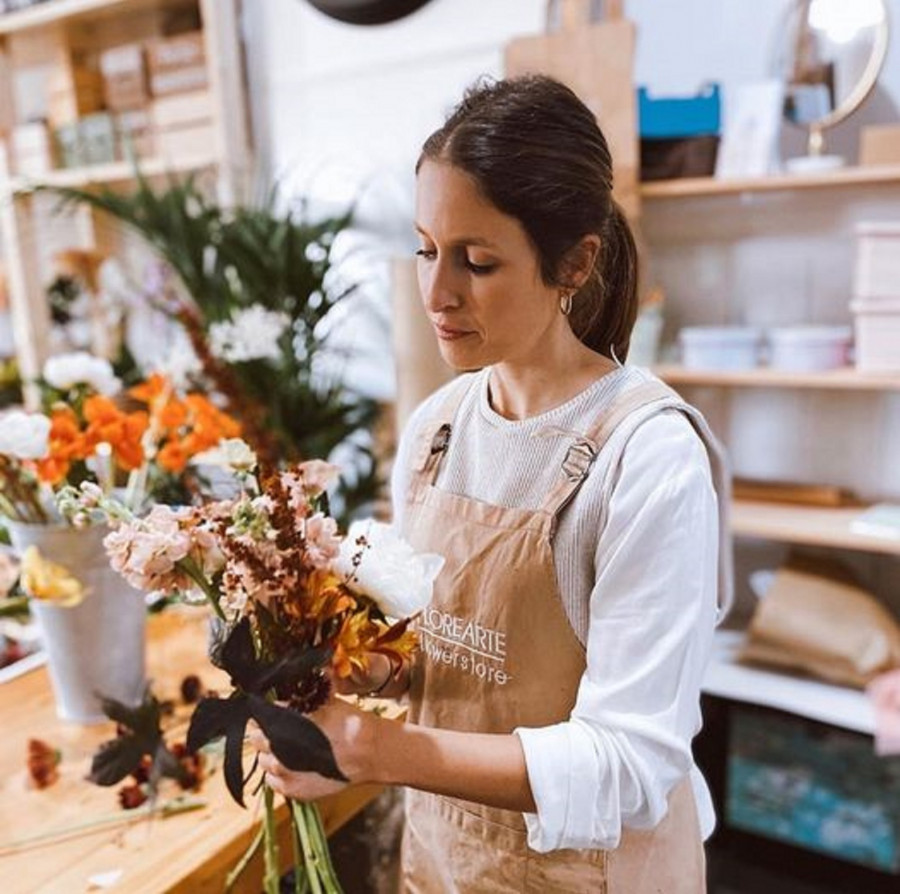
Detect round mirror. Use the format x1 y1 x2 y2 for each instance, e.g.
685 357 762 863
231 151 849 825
302 0 435 26
774 0 889 165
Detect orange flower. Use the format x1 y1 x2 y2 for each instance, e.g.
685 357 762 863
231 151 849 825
158 440 189 474
127 373 169 405
159 399 188 430
83 396 148 472
33 407 88 484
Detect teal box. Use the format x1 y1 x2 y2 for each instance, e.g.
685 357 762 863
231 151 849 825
727 708 900 873
638 83 721 139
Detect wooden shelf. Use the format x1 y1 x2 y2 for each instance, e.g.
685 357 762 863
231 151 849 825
7 152 218 193
703 630 874 734
655 364 900 392
0 0 171 34
732 499 900 556
641 164 900 200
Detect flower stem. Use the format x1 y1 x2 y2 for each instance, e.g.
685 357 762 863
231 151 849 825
262 786 281 894
179 556 227 621
292 799 325 894
291 808 311 894
225 822 264 892
303 802 343 892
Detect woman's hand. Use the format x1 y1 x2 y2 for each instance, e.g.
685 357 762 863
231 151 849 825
250 697 378 802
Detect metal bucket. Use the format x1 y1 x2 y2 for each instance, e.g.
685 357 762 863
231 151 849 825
7 521 146 724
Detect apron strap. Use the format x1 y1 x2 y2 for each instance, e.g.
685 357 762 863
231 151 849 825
408 375 473 498
541 377 734 624
541 380 675 528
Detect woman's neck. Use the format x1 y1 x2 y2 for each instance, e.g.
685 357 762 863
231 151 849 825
487 337 618 421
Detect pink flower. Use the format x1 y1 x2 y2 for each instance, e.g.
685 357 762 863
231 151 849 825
103 505 194 593
296 460 340 495
280 461 340 518
304 513 341 569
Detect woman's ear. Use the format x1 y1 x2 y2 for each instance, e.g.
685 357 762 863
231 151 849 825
560 235 602 290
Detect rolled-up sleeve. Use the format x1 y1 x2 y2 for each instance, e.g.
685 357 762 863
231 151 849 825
515 416 719 852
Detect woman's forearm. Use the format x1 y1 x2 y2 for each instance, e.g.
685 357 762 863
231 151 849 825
368 716 537 813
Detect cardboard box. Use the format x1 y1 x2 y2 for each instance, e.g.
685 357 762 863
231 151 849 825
146 32 207 96
12 122 56 176
151 89 212 130
860 125 900 167
100 44 149 112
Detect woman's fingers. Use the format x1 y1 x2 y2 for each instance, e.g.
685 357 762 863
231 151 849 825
247 725 271 753
257 751 283 776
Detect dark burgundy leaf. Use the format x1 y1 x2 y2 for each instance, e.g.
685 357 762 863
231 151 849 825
186 695 246 752
224 717 250 806
88 735 146 786
248 695 347 782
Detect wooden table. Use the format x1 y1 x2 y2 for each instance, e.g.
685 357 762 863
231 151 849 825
0 610 392 893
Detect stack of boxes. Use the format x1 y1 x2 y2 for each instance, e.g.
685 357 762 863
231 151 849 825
852 223 900 373
145 32 213 160
5 28 213 177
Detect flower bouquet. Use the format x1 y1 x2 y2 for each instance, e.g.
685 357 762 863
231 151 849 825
65 443 443 893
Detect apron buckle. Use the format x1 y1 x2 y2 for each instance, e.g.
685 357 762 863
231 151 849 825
430 424 452 455
562 439 597 482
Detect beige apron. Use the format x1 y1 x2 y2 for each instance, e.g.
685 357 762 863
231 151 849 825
400 376 714 894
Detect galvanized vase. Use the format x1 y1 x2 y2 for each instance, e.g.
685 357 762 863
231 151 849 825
7 521 146 724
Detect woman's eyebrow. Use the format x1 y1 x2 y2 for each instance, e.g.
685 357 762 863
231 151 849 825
414 225 498 249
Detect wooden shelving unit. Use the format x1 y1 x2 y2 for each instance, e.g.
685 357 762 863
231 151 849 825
0 0 172 34
9 150 217 192
732 499 900 556
641 164 900 199
0 0 252 406
703 630 874 734
654 364 900 392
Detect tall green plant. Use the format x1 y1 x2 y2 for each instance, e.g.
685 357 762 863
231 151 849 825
49 174 379 515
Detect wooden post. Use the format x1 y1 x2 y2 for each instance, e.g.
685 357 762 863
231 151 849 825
0 182 50 409
199 0 253 206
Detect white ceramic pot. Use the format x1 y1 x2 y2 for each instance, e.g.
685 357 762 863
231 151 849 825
7 521 146 724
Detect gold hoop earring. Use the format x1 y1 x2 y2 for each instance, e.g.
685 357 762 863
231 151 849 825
559 290 574 316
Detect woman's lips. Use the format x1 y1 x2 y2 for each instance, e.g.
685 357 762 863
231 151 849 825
433 323 473 341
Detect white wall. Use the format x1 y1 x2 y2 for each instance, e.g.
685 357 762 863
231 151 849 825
243 0 900 610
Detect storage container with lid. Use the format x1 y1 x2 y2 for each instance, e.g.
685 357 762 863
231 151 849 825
854 222 900 300
767 325 853 372
679 326 762 371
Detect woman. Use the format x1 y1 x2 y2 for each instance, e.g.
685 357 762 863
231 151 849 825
255 75 731 893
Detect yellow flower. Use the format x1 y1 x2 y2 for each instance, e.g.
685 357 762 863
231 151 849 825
20 546 84 607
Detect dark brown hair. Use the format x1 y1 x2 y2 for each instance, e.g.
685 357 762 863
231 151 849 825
417 75 638 360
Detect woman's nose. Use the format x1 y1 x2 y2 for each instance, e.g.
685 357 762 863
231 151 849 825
420 260 462 314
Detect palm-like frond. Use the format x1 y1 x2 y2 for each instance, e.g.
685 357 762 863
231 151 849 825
45 174 380 514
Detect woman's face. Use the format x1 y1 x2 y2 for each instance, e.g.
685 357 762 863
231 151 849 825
414 160 563 371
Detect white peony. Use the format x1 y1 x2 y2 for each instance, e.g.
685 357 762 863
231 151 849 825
208 305 290 364
43 352 121 395
334 519 444 619
192 438 258 474
0 411 51 459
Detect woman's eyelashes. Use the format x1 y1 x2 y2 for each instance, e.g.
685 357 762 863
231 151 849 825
414 247 497 275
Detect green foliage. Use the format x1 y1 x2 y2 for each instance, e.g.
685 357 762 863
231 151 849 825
47 174 379 516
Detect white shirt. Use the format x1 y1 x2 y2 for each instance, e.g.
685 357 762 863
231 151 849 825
392 365 719 852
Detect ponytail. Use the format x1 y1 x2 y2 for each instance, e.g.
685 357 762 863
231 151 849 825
570 201 639 361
